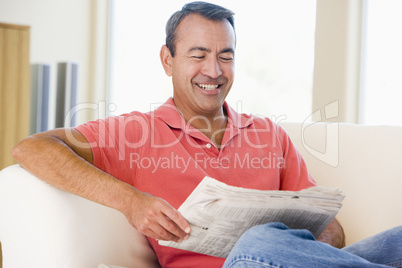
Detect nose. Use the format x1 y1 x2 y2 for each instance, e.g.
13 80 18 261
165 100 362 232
201 57 222 79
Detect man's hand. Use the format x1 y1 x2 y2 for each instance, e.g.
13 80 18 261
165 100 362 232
124 191 191 243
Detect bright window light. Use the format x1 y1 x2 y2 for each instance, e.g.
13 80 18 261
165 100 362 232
361 0 402 125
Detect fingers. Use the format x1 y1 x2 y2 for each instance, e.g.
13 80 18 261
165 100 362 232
150 214 189 243
159 210 191 242
128 194 191 242
136 216 181 242
161 205 191 234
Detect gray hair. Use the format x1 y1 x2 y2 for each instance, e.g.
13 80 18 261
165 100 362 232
165 1 235 57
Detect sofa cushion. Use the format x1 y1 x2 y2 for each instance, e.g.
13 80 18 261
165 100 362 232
0 165 160 268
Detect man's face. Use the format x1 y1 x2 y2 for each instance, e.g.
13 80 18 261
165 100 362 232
161 14 235 119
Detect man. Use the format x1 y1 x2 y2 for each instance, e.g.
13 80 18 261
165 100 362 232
12 2 401 267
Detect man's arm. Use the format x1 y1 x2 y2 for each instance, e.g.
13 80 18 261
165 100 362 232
11 128 190 242
317 218 345 248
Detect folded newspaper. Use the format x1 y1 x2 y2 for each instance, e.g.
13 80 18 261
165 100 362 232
159 176 345 258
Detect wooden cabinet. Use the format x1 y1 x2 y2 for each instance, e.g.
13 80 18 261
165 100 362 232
0 23 30 170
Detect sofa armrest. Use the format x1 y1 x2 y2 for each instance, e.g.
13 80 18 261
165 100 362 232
0 165 160 268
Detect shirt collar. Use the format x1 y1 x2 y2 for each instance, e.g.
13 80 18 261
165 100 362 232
153 97 253 130
152 98 185 129
224 101 253 130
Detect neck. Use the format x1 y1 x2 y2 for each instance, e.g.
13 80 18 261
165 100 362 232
177 105 228 148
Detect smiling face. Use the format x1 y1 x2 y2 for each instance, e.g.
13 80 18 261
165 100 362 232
160 14 236 120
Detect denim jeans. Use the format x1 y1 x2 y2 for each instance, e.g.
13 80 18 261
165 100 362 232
223 222 402 268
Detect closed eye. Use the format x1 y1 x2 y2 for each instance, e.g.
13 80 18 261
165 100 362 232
220 57 234 62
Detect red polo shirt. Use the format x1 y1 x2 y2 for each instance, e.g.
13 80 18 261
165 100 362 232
76 98 316 268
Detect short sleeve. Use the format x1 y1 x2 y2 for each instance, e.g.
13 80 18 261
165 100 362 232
274 124 316 191
75 112 150 185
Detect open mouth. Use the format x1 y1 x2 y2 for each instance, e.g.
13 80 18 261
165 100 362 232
196 83 222 91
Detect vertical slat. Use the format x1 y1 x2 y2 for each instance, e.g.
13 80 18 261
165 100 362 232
4 28 19 168
17 28 31 145
0 27 5 170
0 23 30 170
16 27 31 142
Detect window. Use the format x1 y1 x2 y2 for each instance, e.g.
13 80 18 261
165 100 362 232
109 0 316 122
360 0 402 125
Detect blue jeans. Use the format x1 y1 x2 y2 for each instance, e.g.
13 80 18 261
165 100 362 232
223 222 402 268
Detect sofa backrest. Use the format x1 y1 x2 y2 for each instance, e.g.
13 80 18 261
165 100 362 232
281 122 402 245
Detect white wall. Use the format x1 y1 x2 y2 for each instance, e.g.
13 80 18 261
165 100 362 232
0 0 109 125
313 0 363 123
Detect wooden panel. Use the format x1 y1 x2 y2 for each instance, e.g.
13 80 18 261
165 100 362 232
0 23 30 170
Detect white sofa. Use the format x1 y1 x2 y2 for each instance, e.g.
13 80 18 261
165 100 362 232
1 122 402 268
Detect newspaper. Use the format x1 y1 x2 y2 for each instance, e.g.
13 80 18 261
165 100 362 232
158 176 345 258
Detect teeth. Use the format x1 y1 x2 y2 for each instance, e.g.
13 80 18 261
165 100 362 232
197 84 219 90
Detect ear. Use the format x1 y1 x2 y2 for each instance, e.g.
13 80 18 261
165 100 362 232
160 45 173 77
